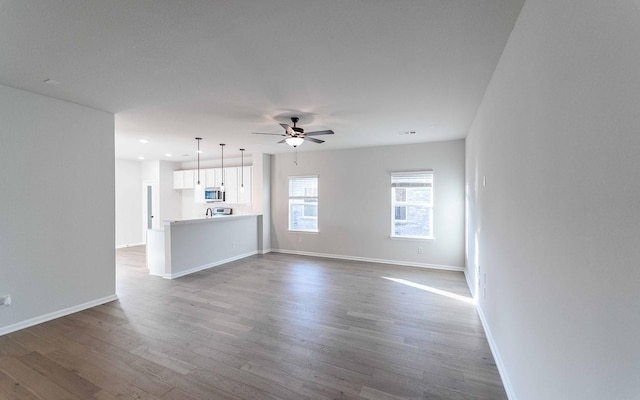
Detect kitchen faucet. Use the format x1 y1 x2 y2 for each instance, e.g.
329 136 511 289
205 208 213 217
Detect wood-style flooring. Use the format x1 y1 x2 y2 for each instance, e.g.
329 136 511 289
0 247 507 400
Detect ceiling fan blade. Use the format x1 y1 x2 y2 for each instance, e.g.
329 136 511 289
304 137 325 144
277 138 288 144
252 132 286 136
279 123 295 135
304 129 334 136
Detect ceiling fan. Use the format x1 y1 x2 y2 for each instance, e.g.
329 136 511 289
252 117 334 147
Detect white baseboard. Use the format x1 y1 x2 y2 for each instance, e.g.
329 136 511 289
258 248 272 254
464 268 475 297
116 242 145 249
0 294 119 337
271 249 463 271
164 251 258 279
476 304 517 400
463 267 514 398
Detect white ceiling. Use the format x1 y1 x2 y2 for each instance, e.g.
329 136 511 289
0 0 524 161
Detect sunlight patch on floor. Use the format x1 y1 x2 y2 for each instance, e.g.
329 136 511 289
382 276 476 304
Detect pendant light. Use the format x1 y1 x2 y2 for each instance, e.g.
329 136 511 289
195 137 202 190
239 148 245 193
219 143 225 192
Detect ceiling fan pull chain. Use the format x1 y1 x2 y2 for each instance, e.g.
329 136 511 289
294 147 298 165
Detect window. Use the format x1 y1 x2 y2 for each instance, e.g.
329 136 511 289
394 206 407 221
289 175 318 232
391 171 433 239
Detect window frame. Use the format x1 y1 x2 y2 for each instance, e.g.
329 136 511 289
288 175 319 233
390 171 434 240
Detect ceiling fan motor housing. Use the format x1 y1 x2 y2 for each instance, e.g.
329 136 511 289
289 117 304 134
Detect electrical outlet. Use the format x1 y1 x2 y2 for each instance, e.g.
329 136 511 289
0 295 11 307
483 175 486 187
232 241 236 248
417 247 423 254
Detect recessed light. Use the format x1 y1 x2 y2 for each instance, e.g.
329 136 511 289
137 156 145 160
42 79 60 85
139 139 149 143
400 130 417 135
197 150 203 154
165 153 172 157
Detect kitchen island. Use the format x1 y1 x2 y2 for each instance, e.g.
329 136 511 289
146 214 265 279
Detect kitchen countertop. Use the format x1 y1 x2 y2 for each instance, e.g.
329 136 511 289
163 213 262 226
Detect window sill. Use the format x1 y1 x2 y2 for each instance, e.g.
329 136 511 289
389 235 434 242
289 230 319 234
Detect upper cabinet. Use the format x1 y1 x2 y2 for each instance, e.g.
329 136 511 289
222 167 238 204
173 166 252 204
173 170 195 189
173 170 184 189
204 168 216 187
184 170 195 189
238 166 252 204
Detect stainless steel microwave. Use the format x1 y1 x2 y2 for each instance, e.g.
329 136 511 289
204 187 224 202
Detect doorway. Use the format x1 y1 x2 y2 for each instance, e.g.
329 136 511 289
142 180 159 242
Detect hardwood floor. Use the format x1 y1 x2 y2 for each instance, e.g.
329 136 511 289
0 247 507 400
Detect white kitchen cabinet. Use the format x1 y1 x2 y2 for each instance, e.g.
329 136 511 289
173 170 196 189
175 167 251 205
193 169 205 188
184 170 195 189
215 168 223 188
205 168 216 187
208 168 224 188
173 170 184 189
222 167 238 204
238 166 252 204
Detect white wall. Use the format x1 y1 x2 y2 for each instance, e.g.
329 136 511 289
271 141 465 269
254 154 271 253
159 160 182 222
181 156 248 170
115 159 143 247
0 84 115 334
141 159 182 225
465 1 640 398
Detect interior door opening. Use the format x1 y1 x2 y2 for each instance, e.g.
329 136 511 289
147 185 153 229
142 181 159 243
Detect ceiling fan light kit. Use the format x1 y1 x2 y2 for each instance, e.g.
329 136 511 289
285 137 304 147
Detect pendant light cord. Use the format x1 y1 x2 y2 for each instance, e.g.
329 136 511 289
220 143 225 191
240 148 245 189
195 137 202 186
